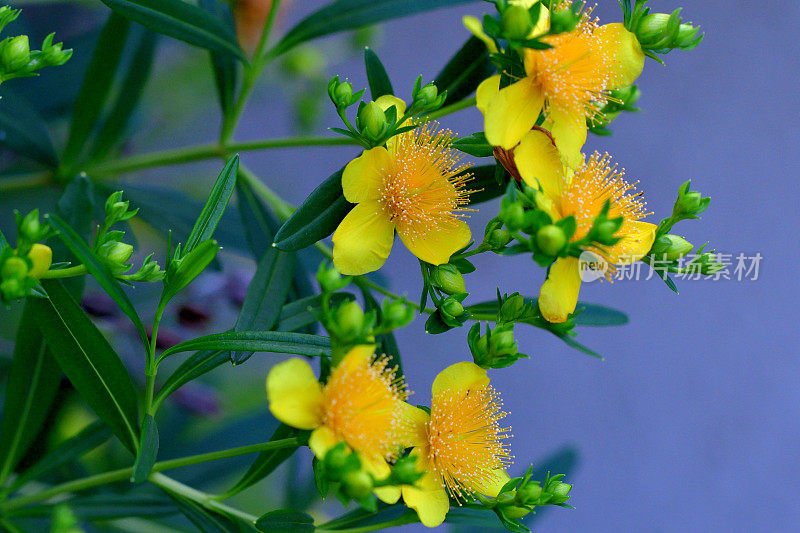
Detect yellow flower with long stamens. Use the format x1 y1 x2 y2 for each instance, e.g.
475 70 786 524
513 128 657 323
266 345 408 503
477 6 645 166
400 362 513 527
332 97 473 276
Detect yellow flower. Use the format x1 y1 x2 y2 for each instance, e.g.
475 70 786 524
266 345 408 503
513 128 657 323
477 9 644 166
400 362 512 527
332 97 473 275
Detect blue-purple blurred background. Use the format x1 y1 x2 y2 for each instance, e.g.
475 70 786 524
2 1 799 531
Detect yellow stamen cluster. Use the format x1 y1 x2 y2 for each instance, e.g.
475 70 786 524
323 355 409 463
377 123 474 239
426 384 513 501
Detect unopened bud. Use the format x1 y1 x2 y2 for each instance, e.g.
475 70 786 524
382 299 414 329
502 5 533 40
516 483 543 504
324 445 351 480
636 13 701 50
650 234 693 261
357 101 388 140
334 81 354 103
101 242 134 265
18 210 42 241
536 225 567 256
415 84 438 107
335 301 365 339
488 229 513 249
1 35 30 72
391 455 423 485
1 256 28 280
27 244 52 278
500 202 525 231
441 297 464 319
549 481 572 504
430 264 466 295
548 7 580 34
341 469 373 500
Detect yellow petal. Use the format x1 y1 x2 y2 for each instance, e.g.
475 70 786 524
375 94 407 117
534 190 561 221
362 457 402 504
473 469 511 498
402 456 449 528
463 16 498 54
595 23 645 89
538 256 582 323
530 4 550 37
398 403 431 449
332 201 395 275
397 218 470 266
336 344 377 372
266 358 323 430
544 108 587 170
308 426 340 459
432 361 489 396
476 75 501 116
606 221 657 264
484 78 544 150
514 129 563 197
341 147 392 204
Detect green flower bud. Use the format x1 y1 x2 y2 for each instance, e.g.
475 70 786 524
27 243 52 279
316 262 351 292
282 46 326 78
488 229 513 250
335 301 365 339
441 297 464 319
501 5 533 41
341 469 373 500
382 299 414 329
548 7 580 34
334 81 354 103
536 225 567 256
357 101 388 140
494 491 516 507
324 444 352 480
1 256 29 280
430 264 466 295
391 455 423 485
650 234 693 261
502 505 531 520
549 481 572 504
164 239 219 300
0 277 26 302
500 202 525 231
18 210 42 241
489 327 516 355
99 241 134 266
516 482 543 504
415 84 439 107
636 13 701 51
1 35 30 72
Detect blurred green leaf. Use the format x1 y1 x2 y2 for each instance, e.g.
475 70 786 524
236 177 278 259
255 509 315 532
6 493 177 520
33 280 139 453
60 13 131 174
465 165 508 205
155 350 227 407
131 415 159 484
364 47 393 99
100 0 246 61
159 331 331 362
51 176 96 298
0 92 58 166
0 302 62 486
272 0 473 57
162 487 241 532
183 155 239 256
435 36 493 106
274 167 352 251
199 0 239 116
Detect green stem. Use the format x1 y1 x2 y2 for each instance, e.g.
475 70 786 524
144 297 167 415
40 265 88 279
0 438 300 513
425 96 477 121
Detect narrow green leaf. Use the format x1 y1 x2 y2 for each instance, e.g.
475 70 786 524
364 47 393 99
162 489 241 532
231 247 295 364
319 504 416 530
219 423 300 499
466 298 629 327
159 331 331 361
47 213 148 346
52 176 96 298
32 280 140 453
89 29 159 162
274 167 353 252
155 350 228 407
466 165 508 205
184 155 239 256
555 333 603 359
100 0 246 61
255 509 315 532
8 422 110 493
0 91 58 166
199 0 238 115
131 415 159 483
0 302 62 485
7 493 177 520
60 13 131 172
452 132 493 158
272 0 474 57
236 178 278 259
435 36 493 106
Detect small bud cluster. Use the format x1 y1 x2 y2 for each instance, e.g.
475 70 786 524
482 466 573 529
0 210 54 302
422 259 474 334
0 6 72 84
468 322 528 369
621 0 703 62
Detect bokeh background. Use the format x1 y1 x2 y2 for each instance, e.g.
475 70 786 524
1 1 799 531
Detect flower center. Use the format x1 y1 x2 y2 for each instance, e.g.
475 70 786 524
426 385 513 501
377 123 473 238
322 355 408 463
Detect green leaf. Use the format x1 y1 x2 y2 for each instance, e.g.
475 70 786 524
184 155 239 256
199 0 239 115
32 280 139 453
274 167 353 251
6 493 177 520
89 29 159 162
435 36 493 106
162 488 241 532
154 350 228 407
452 132 493 158
7 421 110 494
52 176 96 298
60 13 132 173
47 213 148 347
364 47 393 99
0 91 58 166
255 509 315 532
319 504 417 530
275 293 354 333
231 247 295 364
272 0 474 57
131 415 159 484
0 302 62 485
466 298 629 327
159 331 331 362
466 165 509 205
100 0 246 61
219 423 300 499
236 177 278 259
0 227 7 250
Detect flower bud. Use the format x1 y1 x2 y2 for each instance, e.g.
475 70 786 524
548 7 580 34
357 101 388 140
334 81 354 103
316 262 351 292
536 225 567 256
500 202 525 231
382 299 414 329
341 469 373 500
1 256 29 280
636 12 701 51
501 5 533 41
391 455 424 485
415 84 439 107
18 210 42 241
650 234 693 261
0 277 24 301
27 244 52 279
99 241 134 266
430 264 466 295
335 301 365 340
516 482 543 504
488 229 513 250
1 35 30 72
502 504 531 520
549 481 572 504
441 297 464 319
324 444 352 480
